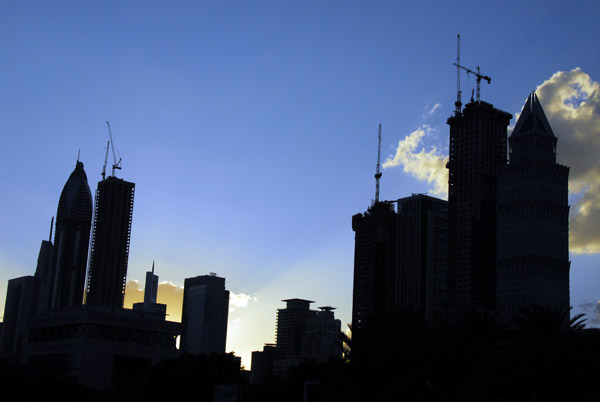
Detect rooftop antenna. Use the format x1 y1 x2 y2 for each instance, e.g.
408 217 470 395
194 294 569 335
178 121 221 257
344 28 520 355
374 123 382 203
77 149 81 162
105 121 122 177
454 34 462 115
452 35 491 103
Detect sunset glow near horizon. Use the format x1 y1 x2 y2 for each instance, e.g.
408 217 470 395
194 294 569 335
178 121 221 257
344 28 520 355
2 1 600 368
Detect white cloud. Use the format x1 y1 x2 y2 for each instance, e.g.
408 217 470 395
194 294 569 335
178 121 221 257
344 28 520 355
534 68 600 254
384 68 600 254
423 102 442 119
577 301 600 327
383 124 449 198
229 292 258 312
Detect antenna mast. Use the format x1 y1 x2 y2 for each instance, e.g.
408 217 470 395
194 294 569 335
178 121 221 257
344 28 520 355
105 121 122 177
374 123 382 203
454 34 462 115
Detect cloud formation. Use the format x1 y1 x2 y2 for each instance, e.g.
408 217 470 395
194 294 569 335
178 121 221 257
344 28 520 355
577 301 600 328
383 124 448 198
535 68 600 254
423 102 442 119
229 292 258 312
384 69 600 254
124 280 256 320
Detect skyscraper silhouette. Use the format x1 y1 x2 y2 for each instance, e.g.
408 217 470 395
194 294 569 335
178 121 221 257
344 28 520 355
181 273 230 355
133 262 167 317
303 306 342 360
33 223 55 315
496 93 570 319
446 100 511 312
50 160 93 310
351 202 397 343
395 194 448 321
351 195 448 355
85 176 135 308
275 298 316 359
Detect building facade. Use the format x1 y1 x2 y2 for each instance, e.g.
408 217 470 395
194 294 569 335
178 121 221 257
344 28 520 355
275 298 316 359
351 201 397 347
132 262 167 317
51 161 93 310
446 100 512 312
0 276 37 360
396 194 448 321
496 93 570 320
85 176 135 308
180 274 230 355
25 305 181 389
303 306 342 361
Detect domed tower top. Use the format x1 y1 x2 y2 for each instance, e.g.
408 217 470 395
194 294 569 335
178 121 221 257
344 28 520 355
56 160 93 222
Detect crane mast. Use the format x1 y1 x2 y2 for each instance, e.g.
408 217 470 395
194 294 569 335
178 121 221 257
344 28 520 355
374 123 382 204
452 34 491 104
454 34 462 115
101 140 109 180
105 121 122 178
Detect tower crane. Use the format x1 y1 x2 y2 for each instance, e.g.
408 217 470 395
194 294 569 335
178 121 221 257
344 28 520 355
374 123 382 204
453 63 491 103
452 34 491 104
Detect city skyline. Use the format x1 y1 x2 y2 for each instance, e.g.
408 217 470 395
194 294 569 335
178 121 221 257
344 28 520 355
2 1 600 367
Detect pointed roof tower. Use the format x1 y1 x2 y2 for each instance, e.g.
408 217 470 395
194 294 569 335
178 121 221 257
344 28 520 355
509 92 557 164
56 161 93 222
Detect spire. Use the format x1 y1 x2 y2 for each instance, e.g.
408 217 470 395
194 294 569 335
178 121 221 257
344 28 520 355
509 92 557 164
512 92 556 139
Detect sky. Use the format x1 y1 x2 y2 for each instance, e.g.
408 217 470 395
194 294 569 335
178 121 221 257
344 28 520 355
1 1 600 368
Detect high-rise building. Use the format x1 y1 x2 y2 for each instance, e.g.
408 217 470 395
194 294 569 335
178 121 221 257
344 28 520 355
250 343 277 385
351 202 397 341
85 176 135 308
143 262 159 305
33 229 54 315
351 195 448 357
496 93 570 320
303 306 342 361
396 194 448 321
275 298 316 359
133 262 167 317
181 273 230 355
0 276 36 360
50 161 93 310
446 100 512 311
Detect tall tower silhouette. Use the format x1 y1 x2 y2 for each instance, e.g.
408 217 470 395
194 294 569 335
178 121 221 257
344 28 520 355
181 274 230 355
85 175 135 308
351 202 397 341
446 100 512 311
50 161 93 310
275 298 316 359
496 93 570 319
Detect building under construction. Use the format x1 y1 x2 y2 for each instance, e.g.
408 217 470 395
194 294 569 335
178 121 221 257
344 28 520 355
85 175 135 308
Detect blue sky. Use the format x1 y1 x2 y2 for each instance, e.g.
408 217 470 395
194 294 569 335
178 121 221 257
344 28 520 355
2 1 600 367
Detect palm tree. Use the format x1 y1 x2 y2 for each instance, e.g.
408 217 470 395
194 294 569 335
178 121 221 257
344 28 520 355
499 303 594 401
